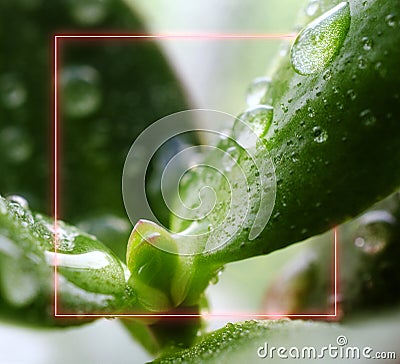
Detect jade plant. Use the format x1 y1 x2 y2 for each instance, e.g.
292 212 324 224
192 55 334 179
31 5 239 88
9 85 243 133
1 0 400 362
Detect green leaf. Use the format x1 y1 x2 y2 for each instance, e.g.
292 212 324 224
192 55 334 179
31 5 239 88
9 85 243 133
151 320 342 363
171 0 400 265
0 195 135 326
127 0 400 316
151 310 400 363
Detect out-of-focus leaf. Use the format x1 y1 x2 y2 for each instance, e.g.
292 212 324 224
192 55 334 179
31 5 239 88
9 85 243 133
0 195 135 327
0 0 192 258
264 192 400 316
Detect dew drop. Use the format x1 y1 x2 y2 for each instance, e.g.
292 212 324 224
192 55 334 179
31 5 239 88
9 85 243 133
347 89 357 100
360 109 377 126
374 62 387 78
210 267 224 285
69 0 108 26
385 14 397 27
322 69 332 81
6 195 29 209
246 77 271 107
357 56 367 69
336 101 344 110
290 2 351 75
312 126 328 143
308 107 315 118
291 152 299 163
236 105 273 139
361 36 372 51
0 74 27 109
61 65 102 119
354 210 396 255
221 146 239 172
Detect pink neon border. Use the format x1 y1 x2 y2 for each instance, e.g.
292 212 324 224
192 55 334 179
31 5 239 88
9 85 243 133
52 34 339 319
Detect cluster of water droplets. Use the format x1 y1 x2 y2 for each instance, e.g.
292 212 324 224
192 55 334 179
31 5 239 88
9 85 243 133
0 195 42 307
124 110 276 255
246 77 272 108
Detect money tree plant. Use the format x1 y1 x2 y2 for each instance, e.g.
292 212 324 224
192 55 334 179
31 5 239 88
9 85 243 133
0 0 399 362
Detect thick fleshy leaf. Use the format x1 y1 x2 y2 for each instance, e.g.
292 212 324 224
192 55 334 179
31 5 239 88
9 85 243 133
152 313 400 363
0 195 134 326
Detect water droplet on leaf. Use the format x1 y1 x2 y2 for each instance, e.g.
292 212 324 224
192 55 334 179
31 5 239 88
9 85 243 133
347 89 357 100
385 14 397 27
358 56 367 69
374 62 387 78
312 126 328 143
354 210 396 255
360 109 377 126
221 146 239 172
290 2 351 75
361 36 373 51
246 77 271 107
6 195 29 209
236 105 273 139
322 69 332 81
291 152 299 162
